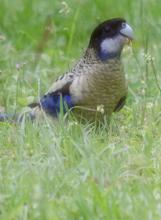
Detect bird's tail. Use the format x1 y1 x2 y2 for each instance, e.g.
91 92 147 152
0 106 44 123
0 113 18 122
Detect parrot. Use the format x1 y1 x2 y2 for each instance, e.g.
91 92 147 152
0 18 133 123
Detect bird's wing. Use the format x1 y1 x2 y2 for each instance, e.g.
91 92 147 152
114 95 127 112
47 72 74 94
46 56 85 94
29 58 86 117
28 71 76 117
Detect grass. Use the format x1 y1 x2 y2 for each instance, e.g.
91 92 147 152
1 0 161 219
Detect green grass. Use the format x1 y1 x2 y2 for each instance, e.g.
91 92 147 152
1 0 161 219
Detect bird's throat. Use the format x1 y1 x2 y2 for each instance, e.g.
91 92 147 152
98 50 120 61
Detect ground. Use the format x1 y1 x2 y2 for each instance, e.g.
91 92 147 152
1 0 161 219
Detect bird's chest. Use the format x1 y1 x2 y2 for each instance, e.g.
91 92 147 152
70 61 127 115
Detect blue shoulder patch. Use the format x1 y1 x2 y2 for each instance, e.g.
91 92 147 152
40 93 74 117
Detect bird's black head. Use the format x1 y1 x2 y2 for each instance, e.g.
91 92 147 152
88 18 133 61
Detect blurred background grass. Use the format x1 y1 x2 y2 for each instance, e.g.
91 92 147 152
0 0 161 110
1 0 161 219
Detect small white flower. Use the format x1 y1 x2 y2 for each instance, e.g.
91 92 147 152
69 121 78 126
59 1 70 14
16 63 21 70
147 102 153 109
16 62 26 70
142 52 154 62
96 104 105 114
0 34 6 41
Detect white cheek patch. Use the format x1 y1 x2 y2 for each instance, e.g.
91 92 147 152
100 35 125 54
101 39 109 52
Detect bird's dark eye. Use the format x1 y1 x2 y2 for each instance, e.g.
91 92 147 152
121 22 126 28
104 26 110 32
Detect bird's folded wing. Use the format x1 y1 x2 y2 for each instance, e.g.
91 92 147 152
28 72 76 118
46 72 74 94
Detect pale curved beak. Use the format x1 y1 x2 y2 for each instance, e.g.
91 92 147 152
120 23 134 40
